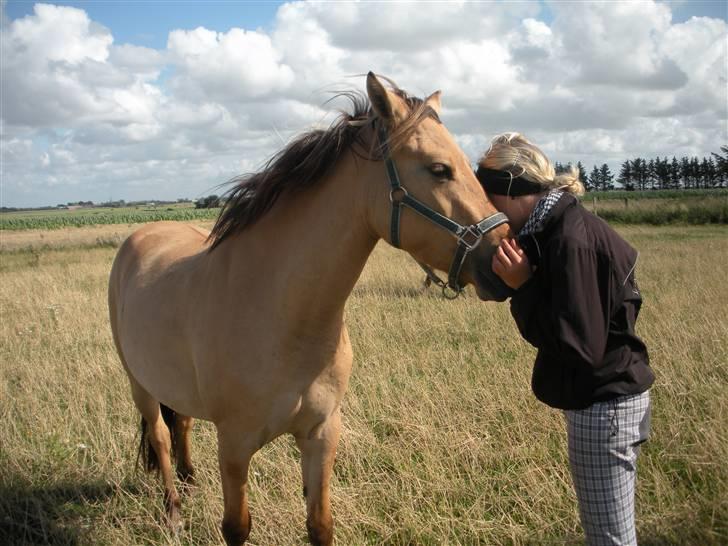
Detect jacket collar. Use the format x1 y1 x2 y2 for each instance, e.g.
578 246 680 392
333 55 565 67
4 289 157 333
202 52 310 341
517 193 577 266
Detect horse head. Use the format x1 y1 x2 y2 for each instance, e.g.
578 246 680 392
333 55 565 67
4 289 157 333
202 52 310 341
364 72 513 301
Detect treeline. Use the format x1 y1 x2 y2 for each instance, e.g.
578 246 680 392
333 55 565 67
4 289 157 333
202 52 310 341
195 195 222 208
555 146 728 192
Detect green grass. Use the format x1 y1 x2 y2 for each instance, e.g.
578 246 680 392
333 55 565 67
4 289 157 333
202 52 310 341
580 193 728 224
583 188 728 200
0 224 727 545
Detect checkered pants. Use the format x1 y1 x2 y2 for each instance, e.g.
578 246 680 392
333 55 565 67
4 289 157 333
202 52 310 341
565 391 651 546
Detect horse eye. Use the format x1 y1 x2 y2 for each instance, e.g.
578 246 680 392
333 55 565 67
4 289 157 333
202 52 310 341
429 163 452 180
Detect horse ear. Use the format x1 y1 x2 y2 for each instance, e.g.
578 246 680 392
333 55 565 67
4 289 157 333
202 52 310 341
366 72 405 124
426 90 442 115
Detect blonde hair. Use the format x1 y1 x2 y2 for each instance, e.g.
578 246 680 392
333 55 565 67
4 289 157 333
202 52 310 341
478 132 584 196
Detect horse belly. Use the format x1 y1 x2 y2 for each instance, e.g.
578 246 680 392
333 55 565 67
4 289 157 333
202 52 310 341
120 320 206 419
112 223 209 419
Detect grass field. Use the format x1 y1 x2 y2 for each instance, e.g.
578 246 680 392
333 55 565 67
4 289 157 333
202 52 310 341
1 223 726 545
2 190 727 232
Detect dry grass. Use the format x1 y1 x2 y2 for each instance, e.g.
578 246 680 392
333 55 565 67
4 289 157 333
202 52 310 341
1 224 726 545
0 221 215 252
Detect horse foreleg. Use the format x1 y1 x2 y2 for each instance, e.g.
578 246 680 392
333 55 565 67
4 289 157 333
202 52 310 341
217 428 256 546
296 408 341 546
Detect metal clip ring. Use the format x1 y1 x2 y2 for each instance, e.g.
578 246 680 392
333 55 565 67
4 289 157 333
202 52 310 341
442 284 462 300
389 186 408 204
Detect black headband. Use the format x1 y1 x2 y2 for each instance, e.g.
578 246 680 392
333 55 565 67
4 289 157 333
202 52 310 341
476 166 544 196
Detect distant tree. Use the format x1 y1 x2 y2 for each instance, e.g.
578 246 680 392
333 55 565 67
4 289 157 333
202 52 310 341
652 158 660 189
688 157 701 188
711 146 728 187
670 156 681 189
700 157 717 188
588 165 601 191
679 157 691 189
631 158 648 191
576 161 587 186
195 195 221 209
654 157 671 190
599 164 614 191
618 161 634 190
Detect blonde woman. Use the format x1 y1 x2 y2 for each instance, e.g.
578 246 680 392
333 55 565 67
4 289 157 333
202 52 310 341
477 133 654 546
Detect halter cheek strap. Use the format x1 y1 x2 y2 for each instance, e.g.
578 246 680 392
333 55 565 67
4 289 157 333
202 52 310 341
379 127 509 298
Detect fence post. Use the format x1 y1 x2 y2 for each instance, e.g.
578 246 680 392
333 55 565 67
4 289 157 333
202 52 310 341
593 197 597 215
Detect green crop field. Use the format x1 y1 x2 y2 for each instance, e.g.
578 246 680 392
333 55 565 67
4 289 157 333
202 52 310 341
2 190 727 232
0 204 220 231
1 223 727 545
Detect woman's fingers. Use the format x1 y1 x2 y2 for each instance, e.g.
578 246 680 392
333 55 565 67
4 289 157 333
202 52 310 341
502 239 523 263
496 245 512 268
492 254 503 274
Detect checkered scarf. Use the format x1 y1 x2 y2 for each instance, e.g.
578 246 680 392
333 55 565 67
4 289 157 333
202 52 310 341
519 190 564 236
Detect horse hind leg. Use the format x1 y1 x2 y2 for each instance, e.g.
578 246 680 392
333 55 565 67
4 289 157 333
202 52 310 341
132 381 183 531
174 414 196 489
295 408 342 546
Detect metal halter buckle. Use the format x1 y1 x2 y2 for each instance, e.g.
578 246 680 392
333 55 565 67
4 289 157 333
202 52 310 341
457 225 484 251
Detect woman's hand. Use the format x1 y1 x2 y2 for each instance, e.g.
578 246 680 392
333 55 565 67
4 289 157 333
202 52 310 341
492 238 532 290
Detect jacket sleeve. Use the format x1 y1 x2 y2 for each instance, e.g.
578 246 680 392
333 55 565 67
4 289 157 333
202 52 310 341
509 242 611 370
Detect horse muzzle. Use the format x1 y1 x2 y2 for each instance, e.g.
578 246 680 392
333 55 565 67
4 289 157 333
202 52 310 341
472 260 515 302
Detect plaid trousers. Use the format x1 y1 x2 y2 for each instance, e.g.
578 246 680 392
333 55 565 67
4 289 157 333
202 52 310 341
565 391 651 546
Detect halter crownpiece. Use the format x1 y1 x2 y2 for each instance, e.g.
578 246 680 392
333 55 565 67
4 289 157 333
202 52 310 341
378 126 509 298
476 166 544 196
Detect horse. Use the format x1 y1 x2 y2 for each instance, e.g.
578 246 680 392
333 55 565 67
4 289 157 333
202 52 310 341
108 72 512 546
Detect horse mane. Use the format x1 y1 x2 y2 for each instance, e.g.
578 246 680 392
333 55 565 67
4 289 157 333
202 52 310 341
207 83 440 250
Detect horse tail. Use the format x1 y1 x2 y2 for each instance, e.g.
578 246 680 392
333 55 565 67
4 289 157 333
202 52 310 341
137 404 178 473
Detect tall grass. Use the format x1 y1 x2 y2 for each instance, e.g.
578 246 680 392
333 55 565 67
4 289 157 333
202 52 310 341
1 225 726 545
581 194 728 224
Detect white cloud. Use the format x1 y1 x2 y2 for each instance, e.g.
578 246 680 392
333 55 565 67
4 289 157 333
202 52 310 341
1 0 725 207
1 2 162 128
10 3 112 64
167 26 295 102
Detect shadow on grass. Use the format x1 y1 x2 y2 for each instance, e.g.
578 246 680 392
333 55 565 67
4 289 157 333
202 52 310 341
0 480 141 546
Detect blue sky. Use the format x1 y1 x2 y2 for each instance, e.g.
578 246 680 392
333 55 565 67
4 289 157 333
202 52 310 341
2 1 726 207
5 0 725 48
5 1 284 48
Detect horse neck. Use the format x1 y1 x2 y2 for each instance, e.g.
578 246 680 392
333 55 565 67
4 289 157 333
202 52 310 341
225 151 380 329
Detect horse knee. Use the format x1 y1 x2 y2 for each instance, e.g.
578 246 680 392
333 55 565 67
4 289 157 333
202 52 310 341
221 511 252 546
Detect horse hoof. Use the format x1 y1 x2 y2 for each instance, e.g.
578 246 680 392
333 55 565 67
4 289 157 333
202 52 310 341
178 469 197 494
221 512 252 546
164 494 184 533
165 509 184 534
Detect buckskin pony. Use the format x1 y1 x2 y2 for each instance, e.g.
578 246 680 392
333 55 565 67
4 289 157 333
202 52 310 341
108 72 512 545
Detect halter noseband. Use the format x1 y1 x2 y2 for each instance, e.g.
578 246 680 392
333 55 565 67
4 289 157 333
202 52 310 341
378 127 509 299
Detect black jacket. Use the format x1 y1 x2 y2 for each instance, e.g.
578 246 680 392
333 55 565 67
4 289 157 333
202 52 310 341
512 194 654 410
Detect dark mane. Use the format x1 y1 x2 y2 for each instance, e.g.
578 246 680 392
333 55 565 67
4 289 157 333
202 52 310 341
207 84 440 249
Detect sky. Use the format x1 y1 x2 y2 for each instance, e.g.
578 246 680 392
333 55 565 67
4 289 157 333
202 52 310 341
1 1 726 208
